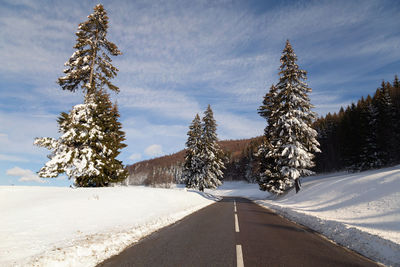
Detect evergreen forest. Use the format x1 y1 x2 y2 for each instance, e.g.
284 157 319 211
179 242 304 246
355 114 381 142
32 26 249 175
314 76 400 173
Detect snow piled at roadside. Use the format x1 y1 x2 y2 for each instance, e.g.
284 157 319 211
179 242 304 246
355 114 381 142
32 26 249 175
211 166 400 266
205 180 268 199
0 186 216 267
259 200 400 267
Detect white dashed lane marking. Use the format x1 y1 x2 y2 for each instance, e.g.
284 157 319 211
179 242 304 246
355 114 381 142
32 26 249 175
235 213 240 232
234 199 243 266
236 244 244 267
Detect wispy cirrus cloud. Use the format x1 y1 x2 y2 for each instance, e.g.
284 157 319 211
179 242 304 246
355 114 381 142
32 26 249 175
117 86 201 120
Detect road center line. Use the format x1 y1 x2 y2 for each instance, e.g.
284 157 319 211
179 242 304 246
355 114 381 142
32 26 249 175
236 244 244 267
235 213 240 232
234 200 237 213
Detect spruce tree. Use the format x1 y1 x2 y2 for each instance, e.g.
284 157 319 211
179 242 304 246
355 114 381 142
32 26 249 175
35 5 127 186
183 114 204 189
392 75 400 162
199 105 225 191
374 82 395 165
357 96 382 170
58 4 121 94
259 40 320 194
35 90 128 186
257 85 281 190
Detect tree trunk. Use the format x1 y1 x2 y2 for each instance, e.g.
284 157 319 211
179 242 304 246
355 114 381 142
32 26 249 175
295 178 301 193
88 31 98 95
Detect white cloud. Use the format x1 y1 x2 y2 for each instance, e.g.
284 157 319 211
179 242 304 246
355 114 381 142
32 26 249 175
144 144 163 157
128 153 142 162
6 167 46 184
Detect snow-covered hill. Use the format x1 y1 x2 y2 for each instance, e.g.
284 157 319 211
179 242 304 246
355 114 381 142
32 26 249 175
0 186 216 266
207 166 400 266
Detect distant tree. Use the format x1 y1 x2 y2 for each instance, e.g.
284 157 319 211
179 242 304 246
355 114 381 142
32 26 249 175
313 112 341 172
35 90 128 186
258 40 320 194
198 105 225 191
183 114 204 189
58 4 121 95
35 5 127 187
357 96 382 170
374 82 395 164
391 75 400 162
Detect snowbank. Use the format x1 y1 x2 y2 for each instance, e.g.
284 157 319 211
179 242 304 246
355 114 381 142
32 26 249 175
205 180 268 199
208 167 400 266
0 186 216 266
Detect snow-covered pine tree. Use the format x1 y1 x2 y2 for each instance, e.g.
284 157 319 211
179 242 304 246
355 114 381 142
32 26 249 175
198 105 225 191
58 4 121 95
35 5 127 187
183 114 204 189
90 90 128 185
260 40 320 194
35 90 128 186
257 84 281 190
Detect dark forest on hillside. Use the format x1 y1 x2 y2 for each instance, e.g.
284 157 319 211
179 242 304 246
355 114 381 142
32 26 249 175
314 75 400 173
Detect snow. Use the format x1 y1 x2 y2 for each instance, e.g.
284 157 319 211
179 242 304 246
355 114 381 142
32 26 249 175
208 166 400 266
0 186 216 267
2 166 399 266
205 181 267 199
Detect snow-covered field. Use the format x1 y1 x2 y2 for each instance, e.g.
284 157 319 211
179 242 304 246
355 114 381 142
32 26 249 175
208 167 400 266
2 166 399 266
0 186 217 266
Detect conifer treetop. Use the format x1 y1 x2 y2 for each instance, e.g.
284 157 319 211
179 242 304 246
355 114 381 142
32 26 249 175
202 104 218 144
185 114 202 149
58 4 122 95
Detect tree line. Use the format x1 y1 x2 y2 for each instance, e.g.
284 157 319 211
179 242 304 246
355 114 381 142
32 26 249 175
314 76 400 173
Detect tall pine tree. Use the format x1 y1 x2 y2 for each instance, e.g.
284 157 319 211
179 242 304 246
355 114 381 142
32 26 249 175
58 4 121 95
374 82 395 165
199 105 225 191
257 85 281 190
259 40 320 194
183 114 204 189
35 5 127 186
357 96 382 170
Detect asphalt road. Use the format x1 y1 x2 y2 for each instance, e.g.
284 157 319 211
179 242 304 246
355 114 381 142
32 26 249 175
98 197 379 267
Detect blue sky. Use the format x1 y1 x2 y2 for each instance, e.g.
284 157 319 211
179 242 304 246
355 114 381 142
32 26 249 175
0 0 399 186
